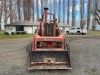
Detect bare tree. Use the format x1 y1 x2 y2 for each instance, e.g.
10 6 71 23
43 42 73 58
0 0 14 29
9 0 13 23
92 0 100 30
72 0 75 26
27 0 31 21
23 0 25 21
95 9 100 25
54 0 56 16
41 0 43 16
0 0 3 30
0 0 3 27
0 0 17 26
17 0 20 21
87 0 91 31
63 0 65 23
31 0 34 21
4 0 7 24
67 0 70 25
80 0 84 29
0 0 2 22
36 0 39 21
23 0 31 21
91 0 96 31
49 0 51 21
58 0 60 23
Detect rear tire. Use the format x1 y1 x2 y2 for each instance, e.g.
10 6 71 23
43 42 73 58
26 42 32 52
26 42 32 69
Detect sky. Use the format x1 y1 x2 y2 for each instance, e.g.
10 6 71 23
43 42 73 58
33 0 89 23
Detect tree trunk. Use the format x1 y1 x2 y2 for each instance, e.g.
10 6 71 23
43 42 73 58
63 0 65 23
58 0 60 23
87 0 91 31
36 0 39 21
30 0 32 21
17 0 20 21
80 0 84 29
23 0 31 21
24 0 27 21
23 0 26 21
92 0 99 30
72 0 75 26
92 18 96 31
4 0 7 24
31 0 34 21
9 0 13 23
67 0 70 25
54 0 56 16
41 0 44 17
0 0 3 30
0 0 2 23
27 0 31 21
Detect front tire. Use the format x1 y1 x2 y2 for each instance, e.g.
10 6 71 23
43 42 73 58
66 43 70 54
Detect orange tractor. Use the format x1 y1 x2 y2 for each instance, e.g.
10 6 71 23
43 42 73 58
27 8 72 70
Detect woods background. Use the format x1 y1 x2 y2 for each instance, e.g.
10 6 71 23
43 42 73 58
0 0 100 31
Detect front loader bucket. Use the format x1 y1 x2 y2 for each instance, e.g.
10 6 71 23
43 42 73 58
28 50 72 70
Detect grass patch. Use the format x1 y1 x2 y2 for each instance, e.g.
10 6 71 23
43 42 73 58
0 31 33 39
87 31 100 35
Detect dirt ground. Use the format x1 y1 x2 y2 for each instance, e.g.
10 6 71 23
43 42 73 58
0 35 100 75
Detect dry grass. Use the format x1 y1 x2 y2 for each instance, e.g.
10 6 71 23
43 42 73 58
87 31 100 35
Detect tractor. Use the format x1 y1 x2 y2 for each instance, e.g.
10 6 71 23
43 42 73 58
27 8 72 70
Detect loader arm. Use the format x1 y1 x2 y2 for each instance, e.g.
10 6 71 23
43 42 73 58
27 8 72 70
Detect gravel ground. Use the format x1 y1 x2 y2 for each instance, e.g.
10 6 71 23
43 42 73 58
0 35 100 75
